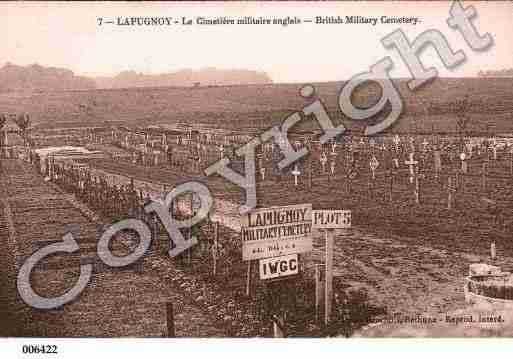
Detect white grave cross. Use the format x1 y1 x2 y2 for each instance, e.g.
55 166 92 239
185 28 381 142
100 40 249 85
292 164 301 186
331 141 338 155
320 152 328 173
405 152 418 184
370 156 379 179
260 166 266 181
460 152 468 173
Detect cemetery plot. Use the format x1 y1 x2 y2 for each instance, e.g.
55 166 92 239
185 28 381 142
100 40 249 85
8 111 513 337
83 134 513 259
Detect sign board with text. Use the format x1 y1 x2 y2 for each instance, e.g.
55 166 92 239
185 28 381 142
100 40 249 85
312 209 351 229
259 254 299 280
241 203 312 261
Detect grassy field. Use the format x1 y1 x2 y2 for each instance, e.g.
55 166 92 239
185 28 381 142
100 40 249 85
1 77 512 135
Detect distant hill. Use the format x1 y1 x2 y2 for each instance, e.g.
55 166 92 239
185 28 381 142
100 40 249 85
0 63 272 92
478 69 513 77
0 63 96 93
94 68 272 89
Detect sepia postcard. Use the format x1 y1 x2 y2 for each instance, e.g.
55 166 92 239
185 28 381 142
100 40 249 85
1 0 513 356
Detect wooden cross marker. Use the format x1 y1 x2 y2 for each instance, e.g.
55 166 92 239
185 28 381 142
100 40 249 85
434 149 442 179
409 136 415 152
447 176 456 210
320 152 328 173
393 135 401 152
292 164 301 186
460 152 468 174
405 152 418 184
466 142 473 159
370 155 379 180
260 166 266 181
389 169 395 202
392 157 399 169
369 138 376 153
331 141 337 155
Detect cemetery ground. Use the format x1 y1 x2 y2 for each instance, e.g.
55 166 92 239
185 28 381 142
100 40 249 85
2 75 513 337
75 149 513 335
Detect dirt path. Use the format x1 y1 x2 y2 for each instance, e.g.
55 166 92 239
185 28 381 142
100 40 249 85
0 159 225 337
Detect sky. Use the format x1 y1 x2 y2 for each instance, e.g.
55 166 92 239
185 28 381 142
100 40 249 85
1 1 512 83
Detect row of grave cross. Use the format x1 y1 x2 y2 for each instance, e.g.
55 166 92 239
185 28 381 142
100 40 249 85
284 149 478 187
110 130 513 182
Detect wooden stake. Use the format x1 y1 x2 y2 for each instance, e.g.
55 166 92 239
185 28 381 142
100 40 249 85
414 167 420 204
448 177 455 210
166 302 175 337
325 230 333 326
213 222 218 277
315 264 324 322
389 170 394 203
153 215 159 247
186 228 191 266
308 162 313 189
510 152 512 177
482 162 487 191
272 315 285 338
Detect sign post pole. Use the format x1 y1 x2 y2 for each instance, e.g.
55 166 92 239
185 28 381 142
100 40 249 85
325 230 333 326
246 261 252 297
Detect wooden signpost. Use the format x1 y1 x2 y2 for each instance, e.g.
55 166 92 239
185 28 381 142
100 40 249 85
324 230 334 326
312 209 352 326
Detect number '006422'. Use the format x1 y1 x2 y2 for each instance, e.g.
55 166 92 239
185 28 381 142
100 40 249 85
22 345 58 354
